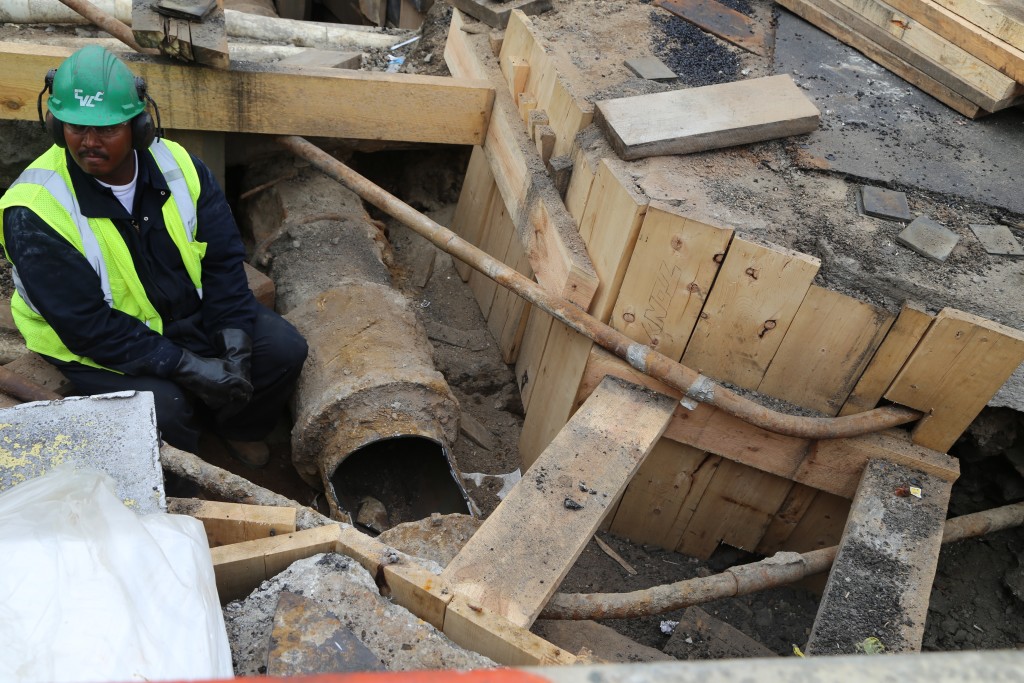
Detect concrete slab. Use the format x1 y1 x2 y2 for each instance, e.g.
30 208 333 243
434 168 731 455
774 11 1024 214
447 0 552 28
897 216 960 263
970 224 1024 256
624 56 677 81
860 186 913 222
0 391 165 514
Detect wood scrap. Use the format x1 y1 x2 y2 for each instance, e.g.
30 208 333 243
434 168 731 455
593 536 638 576
654 0 772 56
133 0 230 68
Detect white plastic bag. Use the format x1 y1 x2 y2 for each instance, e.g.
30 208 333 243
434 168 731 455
0 466 233 682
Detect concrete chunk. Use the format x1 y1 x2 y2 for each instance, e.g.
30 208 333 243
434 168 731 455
860 186 913 222
897 216 959 263
624 57 677 81
970 224 1024 256
0 391 165 513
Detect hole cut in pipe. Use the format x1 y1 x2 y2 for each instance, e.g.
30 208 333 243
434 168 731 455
326 436 472 535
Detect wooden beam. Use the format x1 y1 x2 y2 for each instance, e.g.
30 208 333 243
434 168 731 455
443 595 576 666
595 74 820 161
758 286 894 416
167 497 297 547
885 307 1024 452
445 10 598 310
806 458 952 654
210 524 342 602
609 203 733 362
1 41 492 146
840 301 933 416
133 0 229 69
444 376 677 627
930 0 1024 52
681 237 820 391
881 0 1024 83
777 0 988 117
822 0 1023 110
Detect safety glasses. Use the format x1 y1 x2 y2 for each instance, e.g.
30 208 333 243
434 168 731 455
64 120 129 138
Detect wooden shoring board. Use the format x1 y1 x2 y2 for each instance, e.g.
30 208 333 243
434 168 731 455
840 301 934 416
882 0 1024 83
755 483 821 553
579 346 959 498
517 319 594 468
514 305 554 411
806 458 953 654
774 489 851 591
488 228 534 364
443 376 677 627
444 595 577 666
210 524 342 602
564 135 598 225
468 187 516 319
499 11 595 158
594 74 820 161
450 146 499 282
776 0 988 117
610 203 734 362
133 0 229 69
931 0 1024 52
885 307 1024 452
675 460 797 559
445 11 598 311
822 0 1024 110
576 158 650 323
3 42 492 145
607 438 710 547
681 237 820 391
758 285 895 416
167 497 296 547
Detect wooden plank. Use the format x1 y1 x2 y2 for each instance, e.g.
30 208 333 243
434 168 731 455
468 188 515 318
564 137 597 225
806 458 952 654
579 346 960 497
756 483 820 553
840 301 934 416
276 49 363 70
576 159 649 323
607 438 710 547
881 0 1024 82
675 459 795 559
595 74 820 161
780 490 851 554
885 307 1024 452
166 498 296 547
444 595 576 666
822 0 1023 110
758 286 895 416
931 0 1024 51
667 607 778 658
514 306 553 411
210 525 341 602
381 561 454 631
517 319 594 467
133 0 229 69
444 377 677 626
610 203 733 361
450 146 499 281
488 227 534 364
3 41 492 145
445 11 598 310
681 237 820 391
776 0 988 117
795 428 959 496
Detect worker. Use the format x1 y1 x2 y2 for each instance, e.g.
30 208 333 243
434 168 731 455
0 45 308 468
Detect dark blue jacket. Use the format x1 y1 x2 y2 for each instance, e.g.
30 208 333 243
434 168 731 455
2 144 256 377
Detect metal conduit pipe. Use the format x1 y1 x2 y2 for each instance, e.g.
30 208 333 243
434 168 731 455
538 501 1024 620
277 135 924 440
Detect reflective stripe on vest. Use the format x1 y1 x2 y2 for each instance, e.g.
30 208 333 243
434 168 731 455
151 139 202 299
10 167 113 312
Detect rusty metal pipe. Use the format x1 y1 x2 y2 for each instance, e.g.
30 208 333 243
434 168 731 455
539 501 1024 620
277 135 923 440
0 366 61 403
56 0 156 54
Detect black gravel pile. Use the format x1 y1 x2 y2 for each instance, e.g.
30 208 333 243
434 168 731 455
649 9 741 87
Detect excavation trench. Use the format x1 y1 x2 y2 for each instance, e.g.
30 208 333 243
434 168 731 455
238 159 472 528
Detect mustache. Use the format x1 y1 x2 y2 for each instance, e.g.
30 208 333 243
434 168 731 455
78 150 108 160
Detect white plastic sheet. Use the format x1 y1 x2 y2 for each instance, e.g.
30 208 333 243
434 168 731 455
0 466 233 682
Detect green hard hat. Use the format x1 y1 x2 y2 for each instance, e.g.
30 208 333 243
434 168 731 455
48 45 146 126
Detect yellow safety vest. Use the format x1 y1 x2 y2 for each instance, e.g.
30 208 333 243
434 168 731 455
0 139 207 370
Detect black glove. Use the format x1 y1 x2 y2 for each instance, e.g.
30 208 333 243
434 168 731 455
216 329 253 384
172 348 253 413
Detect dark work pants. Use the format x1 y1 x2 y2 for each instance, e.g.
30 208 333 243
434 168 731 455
53 305 308 454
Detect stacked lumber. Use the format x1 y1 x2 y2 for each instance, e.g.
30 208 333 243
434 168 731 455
445 9 1024 563
775 0 1024 117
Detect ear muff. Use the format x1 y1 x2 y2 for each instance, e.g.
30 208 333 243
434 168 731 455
131 112 155 151
38 69 67 148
